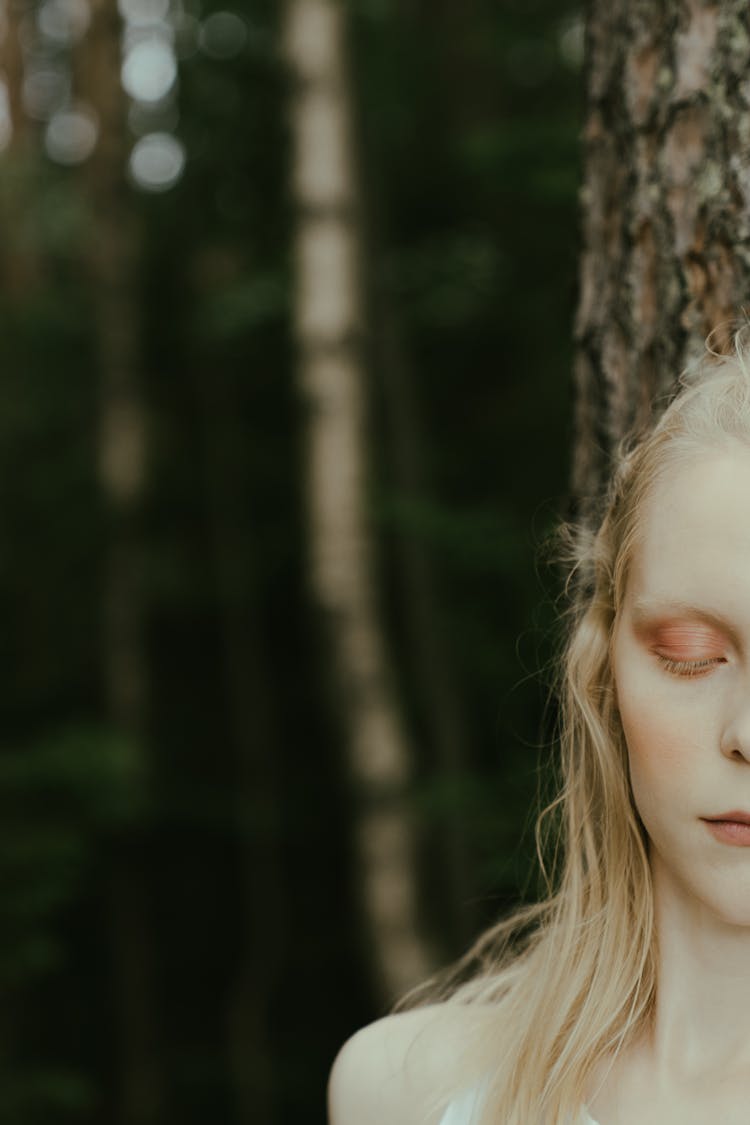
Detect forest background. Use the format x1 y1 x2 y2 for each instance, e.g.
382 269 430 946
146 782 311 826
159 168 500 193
0 0 583 1122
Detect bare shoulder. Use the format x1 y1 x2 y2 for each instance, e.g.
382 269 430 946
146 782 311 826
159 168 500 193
327 1002 489 1125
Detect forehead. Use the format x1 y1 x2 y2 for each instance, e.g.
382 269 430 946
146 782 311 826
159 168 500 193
626 446 750 609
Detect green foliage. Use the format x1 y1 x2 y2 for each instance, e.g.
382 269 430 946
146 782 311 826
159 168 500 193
0 1067 95 1125
1 725 149 828
197 269 289 340
0 725 147 987
0 724 146 1120
376 494 527 574
383 231 506 328
0 153 89 262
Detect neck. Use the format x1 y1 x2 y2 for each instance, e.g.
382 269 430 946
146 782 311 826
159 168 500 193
643 851 750 1084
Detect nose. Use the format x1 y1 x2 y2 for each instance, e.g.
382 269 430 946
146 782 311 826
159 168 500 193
720 695 750 763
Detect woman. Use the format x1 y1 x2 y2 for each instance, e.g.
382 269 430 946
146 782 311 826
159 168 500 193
329 335 750 1124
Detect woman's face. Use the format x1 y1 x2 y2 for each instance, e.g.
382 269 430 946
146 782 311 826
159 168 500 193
611 444 750 925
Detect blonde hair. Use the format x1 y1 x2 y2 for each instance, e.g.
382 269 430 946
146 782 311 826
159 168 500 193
403 328 750 1123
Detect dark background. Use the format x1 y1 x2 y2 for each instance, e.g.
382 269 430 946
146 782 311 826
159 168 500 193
0 0 583 1120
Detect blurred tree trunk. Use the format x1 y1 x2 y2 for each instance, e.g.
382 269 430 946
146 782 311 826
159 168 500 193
355 0 476 952
374 302 477 952
283 0 436 1005
0 0 25 150
191 349 283 1125
573 0 750 509
77 4 164 1122
0 0 41 296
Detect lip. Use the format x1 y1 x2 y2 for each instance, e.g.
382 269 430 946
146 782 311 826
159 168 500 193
702 815 750 847
703 811 750 825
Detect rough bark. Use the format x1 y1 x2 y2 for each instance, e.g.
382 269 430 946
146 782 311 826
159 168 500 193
573 0 750 510
283 0 436 1003
77 4 164 1121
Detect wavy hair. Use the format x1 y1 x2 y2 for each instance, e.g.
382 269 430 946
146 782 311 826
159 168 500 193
401 329 750 1123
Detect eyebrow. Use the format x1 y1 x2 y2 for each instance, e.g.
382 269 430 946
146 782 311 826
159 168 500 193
630 598 742 646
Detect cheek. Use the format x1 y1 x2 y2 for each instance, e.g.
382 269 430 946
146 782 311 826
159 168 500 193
621 706 684 788
615 666 696 807
619 705 689 843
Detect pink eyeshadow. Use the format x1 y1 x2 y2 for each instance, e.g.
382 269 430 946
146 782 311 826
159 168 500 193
649 623 726 657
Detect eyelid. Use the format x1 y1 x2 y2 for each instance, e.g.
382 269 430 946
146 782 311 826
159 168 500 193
656 654 725 678
650 622 727 648
640 615 741 658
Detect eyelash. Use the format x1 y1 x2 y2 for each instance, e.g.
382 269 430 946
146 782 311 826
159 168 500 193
656 655 725 678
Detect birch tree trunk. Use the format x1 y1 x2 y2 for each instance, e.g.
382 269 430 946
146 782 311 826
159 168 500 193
573 0 750 508
282 0 436 1004
78 4 164 1120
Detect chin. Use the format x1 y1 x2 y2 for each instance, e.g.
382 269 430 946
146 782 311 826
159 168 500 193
692 882 750 929
709 894 750 928
650 844 750 929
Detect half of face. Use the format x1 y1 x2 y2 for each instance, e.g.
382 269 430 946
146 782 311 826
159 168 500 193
611 445 750 925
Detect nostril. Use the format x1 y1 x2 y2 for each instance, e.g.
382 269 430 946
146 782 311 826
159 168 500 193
720 726 750 758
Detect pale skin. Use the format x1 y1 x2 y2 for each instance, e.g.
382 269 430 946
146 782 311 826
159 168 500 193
588 443 750 1124
330 443 750 1124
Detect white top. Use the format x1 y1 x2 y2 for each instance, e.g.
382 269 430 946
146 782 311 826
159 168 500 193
438 1083 601 1124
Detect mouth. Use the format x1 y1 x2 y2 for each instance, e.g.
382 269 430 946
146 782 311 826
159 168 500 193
703 811 750 825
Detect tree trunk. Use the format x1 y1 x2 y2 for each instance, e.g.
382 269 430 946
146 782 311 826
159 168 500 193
0 0 25 152
573 0 750 509
191 349 283 1125
77 4 164 1121
282 0 436 1005
375 301 477 952
0 0 42 297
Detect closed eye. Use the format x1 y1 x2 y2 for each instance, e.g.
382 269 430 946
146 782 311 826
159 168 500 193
656 655 726 678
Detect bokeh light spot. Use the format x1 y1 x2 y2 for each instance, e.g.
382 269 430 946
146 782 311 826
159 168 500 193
558 16 585 70
199 11 247 59
128 132 185 192
37 0 91 46
44 102 99 164
121 38 177 103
